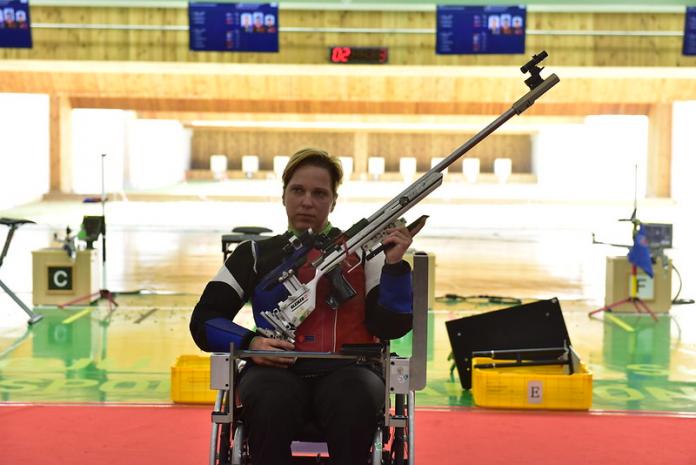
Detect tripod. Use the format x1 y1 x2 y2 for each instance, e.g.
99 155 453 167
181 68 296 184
59 153 118 311
0 217 43 325
588 259 658 321
589 165 657 322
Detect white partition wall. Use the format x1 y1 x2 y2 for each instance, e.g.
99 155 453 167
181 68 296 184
672 102 696 207
126 119 191 190
72 112 191 192
71 109 130 194
533 116 648 201
399 157 417 182
367 157 385 180
241 155 260 178
210 154 228 180
462 158 480 183
338 157 353 181
671 101 696 296
0 93 50 210
493 158 512 184
273 155 290 179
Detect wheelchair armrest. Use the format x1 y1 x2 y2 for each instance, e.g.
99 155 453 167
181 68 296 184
339 343 384 357
210 350 371 391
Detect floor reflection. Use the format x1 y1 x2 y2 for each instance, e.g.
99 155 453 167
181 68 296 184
0 197 694 413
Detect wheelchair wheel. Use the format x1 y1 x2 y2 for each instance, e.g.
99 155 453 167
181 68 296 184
218 422 231 465
231 422 245 465
386 393 410 465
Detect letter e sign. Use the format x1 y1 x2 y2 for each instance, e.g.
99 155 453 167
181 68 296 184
528 380 543 404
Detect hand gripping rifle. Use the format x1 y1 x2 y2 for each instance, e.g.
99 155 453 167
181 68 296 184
257 51 560 342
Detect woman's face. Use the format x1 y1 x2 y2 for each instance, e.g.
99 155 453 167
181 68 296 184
283 164 336 233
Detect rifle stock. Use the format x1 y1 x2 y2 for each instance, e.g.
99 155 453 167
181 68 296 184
257 52 560 342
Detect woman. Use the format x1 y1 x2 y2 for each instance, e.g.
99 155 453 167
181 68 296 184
190 148 416 465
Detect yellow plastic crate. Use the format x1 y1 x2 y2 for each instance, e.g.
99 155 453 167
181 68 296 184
171 355 217 404
472 357 592 410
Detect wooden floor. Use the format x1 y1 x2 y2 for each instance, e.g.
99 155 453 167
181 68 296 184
0 191 695 412
2 194 693 302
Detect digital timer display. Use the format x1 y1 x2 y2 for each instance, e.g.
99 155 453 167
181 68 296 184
329 46 388 64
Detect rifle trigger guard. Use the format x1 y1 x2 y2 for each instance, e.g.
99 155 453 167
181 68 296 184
346 252 364 274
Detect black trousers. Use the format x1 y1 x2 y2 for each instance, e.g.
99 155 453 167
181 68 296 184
237 363 384 465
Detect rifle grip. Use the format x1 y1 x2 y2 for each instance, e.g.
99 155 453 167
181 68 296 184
325 267 357 310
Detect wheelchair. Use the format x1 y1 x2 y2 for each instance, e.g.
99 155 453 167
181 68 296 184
208 252 430 465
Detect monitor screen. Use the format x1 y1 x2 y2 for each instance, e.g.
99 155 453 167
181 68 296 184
642 223 672 250
188 2 278 53
436 5 526 55
0 0 32 49
683 6 696 56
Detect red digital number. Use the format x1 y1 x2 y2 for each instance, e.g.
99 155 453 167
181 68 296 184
331 47 352 63
379 48 387 63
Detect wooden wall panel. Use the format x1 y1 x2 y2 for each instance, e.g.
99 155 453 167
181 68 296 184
191 130 531 174
0 7 692 66
591 13 688 67
4 61 696 107
647 104 672 198
1 4 691 198
49 94 72 192
190 130 355 170
367 133 531 173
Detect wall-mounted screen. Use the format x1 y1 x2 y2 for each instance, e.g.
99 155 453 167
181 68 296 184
436 5 526 55
684 6 696 56
0 0 32 49
188 2 278 52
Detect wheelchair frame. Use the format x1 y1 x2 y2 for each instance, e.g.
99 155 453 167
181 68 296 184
208 252 430 465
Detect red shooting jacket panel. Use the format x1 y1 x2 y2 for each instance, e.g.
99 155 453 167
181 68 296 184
293 248 377 352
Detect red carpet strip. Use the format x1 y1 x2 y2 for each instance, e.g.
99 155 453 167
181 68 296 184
0 404 694 465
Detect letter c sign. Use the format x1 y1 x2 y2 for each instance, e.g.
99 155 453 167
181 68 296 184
48 266 73 290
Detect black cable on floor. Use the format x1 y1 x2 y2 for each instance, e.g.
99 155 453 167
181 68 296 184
435 294 522 306
672 264 695 305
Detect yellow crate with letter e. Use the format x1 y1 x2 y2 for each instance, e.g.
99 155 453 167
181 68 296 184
472 356 592 410
171 355 217 404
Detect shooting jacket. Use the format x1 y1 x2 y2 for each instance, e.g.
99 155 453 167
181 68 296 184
190 228 413 355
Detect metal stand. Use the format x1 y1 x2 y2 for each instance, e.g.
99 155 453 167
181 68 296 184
589 164 657 322
59 153 118 311
588 262 658 321
0 217 43 325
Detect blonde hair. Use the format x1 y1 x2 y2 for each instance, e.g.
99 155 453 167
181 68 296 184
282 148 343 196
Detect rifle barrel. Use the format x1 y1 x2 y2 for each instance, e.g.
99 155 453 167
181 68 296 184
371 72 560 223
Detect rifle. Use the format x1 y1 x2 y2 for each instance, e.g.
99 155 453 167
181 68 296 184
257 51 560 342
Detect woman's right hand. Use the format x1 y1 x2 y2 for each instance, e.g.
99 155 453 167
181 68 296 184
248 336 297 368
